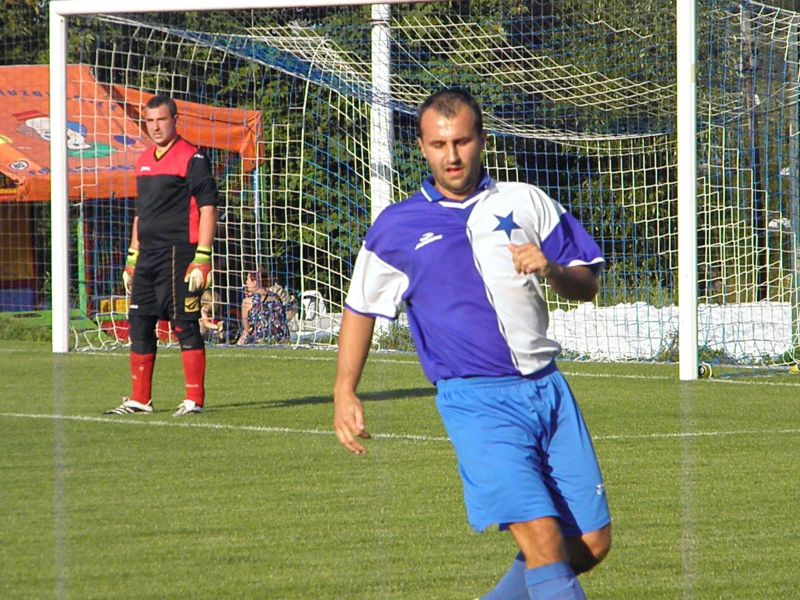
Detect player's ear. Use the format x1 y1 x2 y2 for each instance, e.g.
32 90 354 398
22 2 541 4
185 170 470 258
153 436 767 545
417 136 426 159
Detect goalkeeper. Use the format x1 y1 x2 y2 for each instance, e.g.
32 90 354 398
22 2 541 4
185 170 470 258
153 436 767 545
105 95 218 417
334 88 611 599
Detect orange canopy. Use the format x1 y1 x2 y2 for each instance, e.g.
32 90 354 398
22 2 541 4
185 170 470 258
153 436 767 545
110 84 263 173
0 64 262 202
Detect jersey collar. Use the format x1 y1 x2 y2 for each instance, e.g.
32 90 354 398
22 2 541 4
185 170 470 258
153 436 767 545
420 171 494 204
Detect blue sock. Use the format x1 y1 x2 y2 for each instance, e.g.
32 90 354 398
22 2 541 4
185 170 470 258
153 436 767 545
525 561 586 600
482 552 528 600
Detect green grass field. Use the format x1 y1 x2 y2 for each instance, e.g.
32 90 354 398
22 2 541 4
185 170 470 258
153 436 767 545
2 340 799 599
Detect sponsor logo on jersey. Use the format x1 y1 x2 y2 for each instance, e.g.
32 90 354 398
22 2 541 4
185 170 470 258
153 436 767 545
185 296 200 313
415 231 443 250
139 165 151 172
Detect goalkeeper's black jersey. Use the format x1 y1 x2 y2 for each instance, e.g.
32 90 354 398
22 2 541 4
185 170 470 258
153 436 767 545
135 137 218 249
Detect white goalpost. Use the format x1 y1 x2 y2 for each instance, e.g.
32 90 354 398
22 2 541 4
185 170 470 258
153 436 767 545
45 1 800 378
676 0 698 380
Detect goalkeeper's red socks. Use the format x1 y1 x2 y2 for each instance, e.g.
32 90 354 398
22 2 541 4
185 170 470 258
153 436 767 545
181 348 205 407
130 352 155 405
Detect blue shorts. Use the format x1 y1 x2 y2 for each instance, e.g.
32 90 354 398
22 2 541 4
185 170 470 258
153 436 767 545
435 364 610 537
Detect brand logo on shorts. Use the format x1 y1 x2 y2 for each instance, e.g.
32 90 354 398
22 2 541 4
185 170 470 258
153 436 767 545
596 484 605 496
415 231 443 250
185 297 200 312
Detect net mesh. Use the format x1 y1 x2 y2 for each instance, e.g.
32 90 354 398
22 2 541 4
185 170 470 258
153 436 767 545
2 1 799 365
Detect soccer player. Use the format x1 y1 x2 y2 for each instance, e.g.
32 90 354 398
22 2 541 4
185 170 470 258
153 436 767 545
333 88 611 599
105 95 218 417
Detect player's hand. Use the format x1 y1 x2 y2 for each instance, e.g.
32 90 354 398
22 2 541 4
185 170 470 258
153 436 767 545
184 245 212 292
122 247 138 295
333 390 371 455
509 242 552 277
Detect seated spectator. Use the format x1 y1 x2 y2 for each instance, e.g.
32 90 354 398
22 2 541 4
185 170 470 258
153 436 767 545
236 269 290 345
199 290 224 343
266 277 288 306
284 291 298 322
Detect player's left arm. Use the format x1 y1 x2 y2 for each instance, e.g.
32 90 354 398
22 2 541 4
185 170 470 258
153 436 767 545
196 205 217 248
509 242 599 302
184 205 217 291
184 153 219 291
189 152 219 247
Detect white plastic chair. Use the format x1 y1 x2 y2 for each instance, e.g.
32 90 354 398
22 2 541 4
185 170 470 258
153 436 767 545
299 290 328 320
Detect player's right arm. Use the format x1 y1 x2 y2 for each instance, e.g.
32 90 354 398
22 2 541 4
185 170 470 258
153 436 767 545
333 309 375 455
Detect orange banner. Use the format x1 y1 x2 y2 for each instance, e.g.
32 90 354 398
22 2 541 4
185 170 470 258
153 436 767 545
110 85 263 172
0 64 263 202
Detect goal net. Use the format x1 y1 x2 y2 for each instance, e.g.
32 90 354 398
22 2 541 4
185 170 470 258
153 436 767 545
12 0 800 366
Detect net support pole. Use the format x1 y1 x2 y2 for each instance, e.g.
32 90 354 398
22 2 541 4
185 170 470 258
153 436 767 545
790 24 800 354
677 0 698 380
49 5 70 353
370 3 394 223
371 3 394 337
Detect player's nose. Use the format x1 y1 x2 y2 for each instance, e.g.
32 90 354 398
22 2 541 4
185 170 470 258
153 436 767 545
446 144 459 162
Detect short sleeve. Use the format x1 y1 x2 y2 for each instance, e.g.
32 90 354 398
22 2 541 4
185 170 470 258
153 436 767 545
187 152 219 207
344 243 409 320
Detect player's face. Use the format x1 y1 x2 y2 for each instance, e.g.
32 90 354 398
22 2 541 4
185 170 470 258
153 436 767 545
144 105 178 149
417 104 485 201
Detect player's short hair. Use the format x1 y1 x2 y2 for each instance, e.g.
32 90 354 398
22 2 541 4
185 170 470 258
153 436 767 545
417 88 483 138
145 94 178 118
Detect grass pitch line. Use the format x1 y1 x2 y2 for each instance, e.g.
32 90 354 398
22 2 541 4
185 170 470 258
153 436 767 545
596 428 800 441
2 412 799 444
0 412 448 442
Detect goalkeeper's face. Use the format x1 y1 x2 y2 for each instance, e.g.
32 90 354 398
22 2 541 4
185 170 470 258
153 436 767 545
144 104 178 149
418 105 486 202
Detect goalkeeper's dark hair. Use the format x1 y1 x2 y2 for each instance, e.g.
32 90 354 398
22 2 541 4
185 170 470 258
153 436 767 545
146 94 178 118
417 88 483 138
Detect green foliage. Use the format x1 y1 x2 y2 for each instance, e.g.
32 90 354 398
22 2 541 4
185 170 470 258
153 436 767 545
0 0 48 66
599 260 675 307
374 321 416 352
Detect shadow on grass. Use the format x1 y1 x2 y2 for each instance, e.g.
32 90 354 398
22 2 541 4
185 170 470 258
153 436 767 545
211 386 434 411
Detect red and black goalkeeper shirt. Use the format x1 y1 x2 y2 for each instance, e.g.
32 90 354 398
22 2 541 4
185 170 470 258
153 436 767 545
135 137 219 249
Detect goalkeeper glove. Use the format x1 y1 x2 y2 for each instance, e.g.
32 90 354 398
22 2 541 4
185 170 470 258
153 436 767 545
184 245 212 292
122 247 138 295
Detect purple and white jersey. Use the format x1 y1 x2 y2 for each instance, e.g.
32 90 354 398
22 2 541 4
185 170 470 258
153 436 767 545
345 174 604 383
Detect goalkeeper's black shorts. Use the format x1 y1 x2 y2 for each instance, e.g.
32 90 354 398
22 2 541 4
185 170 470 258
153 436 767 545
128 243 201 321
